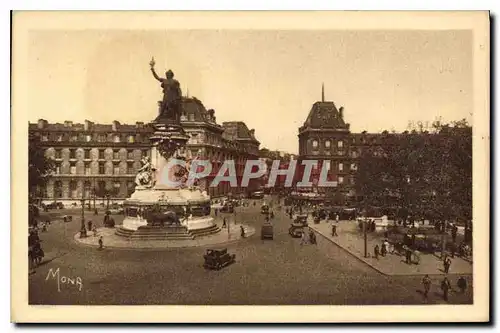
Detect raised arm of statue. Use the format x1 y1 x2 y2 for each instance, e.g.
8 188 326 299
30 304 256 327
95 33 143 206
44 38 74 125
150 67 162 82
149 57 162 82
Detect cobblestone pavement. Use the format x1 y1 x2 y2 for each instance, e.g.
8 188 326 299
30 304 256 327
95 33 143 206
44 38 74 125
310 221 473 276
28 198 473 305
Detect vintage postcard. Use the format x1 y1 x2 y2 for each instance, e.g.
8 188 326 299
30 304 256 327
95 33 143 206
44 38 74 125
11 11 490 323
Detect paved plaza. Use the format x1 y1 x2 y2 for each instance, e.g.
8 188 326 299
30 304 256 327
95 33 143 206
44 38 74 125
29 198 473 305
310 221 473 276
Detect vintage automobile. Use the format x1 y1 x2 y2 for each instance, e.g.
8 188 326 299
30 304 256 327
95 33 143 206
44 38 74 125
288 214 308 238
46 201 64 210
261 222 274 240
220 202 234 213
261 204 270 215
203 248 236 270
62 215 73 223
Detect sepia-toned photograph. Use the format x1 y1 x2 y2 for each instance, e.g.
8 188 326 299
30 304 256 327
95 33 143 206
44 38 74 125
11 11 490 323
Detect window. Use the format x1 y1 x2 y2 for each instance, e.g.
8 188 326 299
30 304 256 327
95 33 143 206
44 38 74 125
338 140 343 148
56 134 63 142
55 149 62 159
113 135 120 143
98 162 105 175
69 181 77 198
338 163 343 171
41 134 48 142
85 163 91 175
324 140 331 148
324 160 331 171
338 176 344 184
113 163 120 175
99 149 105 159
70 135 78 142
54 181 63 198
128 135 135 143
127 162 134 174
97 181 106 193
113 150 120 160
83 181 92 196
351 151 357 158
69 149 76 159
84 149 91 159
55 163 61 175
351 163 357 171
70 162 76 175
312 140 319 149
85 134 92 142
97 134 106 142
127 150 134 159
136 134 142 142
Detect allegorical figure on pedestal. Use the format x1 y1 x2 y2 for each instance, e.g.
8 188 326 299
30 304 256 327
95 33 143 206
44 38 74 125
135 156 155 187
149 57 183 123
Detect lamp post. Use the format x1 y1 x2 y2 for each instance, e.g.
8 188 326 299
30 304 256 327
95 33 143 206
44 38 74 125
80 197 87 238
106 193 110 211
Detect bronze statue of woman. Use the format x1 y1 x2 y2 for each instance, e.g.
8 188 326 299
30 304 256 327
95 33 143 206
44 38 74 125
149 57 182 123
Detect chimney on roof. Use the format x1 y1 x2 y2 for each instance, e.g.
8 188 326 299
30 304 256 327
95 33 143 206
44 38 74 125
339 106 344 119
37 119 48 129
112 120 120 131
84 119 93 131
64 120 73 128
249 129 255 136
136 121 144 128
321 83 325 102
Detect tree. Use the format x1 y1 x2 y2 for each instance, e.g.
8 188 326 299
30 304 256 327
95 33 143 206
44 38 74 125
354 120 472 222
28 132 55 201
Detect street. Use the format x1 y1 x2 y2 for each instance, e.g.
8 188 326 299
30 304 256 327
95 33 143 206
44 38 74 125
28 198 473 305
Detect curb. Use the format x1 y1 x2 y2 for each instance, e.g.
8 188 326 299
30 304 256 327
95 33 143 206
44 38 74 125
311 226 388 276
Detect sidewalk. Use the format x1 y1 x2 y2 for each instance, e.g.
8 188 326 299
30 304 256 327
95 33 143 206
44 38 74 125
74 221 255 249
310 221 473 276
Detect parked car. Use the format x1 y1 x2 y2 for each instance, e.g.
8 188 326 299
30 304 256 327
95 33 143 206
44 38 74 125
261 223 274 240
249 191 264 199
46 201 64 210
203 248 236 270
261 204 270 215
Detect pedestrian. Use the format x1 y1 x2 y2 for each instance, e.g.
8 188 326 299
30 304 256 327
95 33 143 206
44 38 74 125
240 225 245 238
441 277 452 302
98 236 103 250
222 217 227 228
215 208 218 217
444 257 452 274
405 247 412 264
87 220 93 232
451 225 458 243
94 208 98 215
331 224 338 237
374 245 380 260
335 214 339 223
422 274 431 299
309 229 317 245
300 229 308 245
450 242 456 258
381 242 387 257
92 225 98 237
457 276 467 293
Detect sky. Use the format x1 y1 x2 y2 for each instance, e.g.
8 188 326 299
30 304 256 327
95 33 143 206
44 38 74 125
26 29 472 154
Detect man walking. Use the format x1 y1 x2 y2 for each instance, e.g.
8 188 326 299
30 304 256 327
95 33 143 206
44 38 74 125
300 229 308 245
444 257 452 274
374 245 380 260
331 224 338 237
422 274 431 299
441 277 452 302
457 276 467 293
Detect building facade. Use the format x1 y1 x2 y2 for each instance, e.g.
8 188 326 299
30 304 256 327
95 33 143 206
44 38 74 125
29 97 260 203
296 90 386 205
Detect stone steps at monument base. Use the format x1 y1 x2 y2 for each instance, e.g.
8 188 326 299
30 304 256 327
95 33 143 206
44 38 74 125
115 224 221 241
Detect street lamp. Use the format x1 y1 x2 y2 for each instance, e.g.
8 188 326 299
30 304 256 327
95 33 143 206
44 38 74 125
106 193 111 211
80 197 87 238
